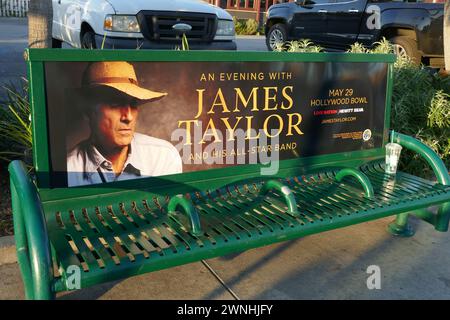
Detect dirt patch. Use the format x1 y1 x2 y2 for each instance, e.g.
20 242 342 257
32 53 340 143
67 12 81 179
0 165 13 236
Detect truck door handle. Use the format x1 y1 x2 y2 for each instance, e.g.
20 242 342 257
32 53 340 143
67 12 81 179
348 9 359 12
318 9 327 13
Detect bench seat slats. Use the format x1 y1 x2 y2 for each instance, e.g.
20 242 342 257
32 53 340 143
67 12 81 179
364 168 439 200
45 164 450 290
94 206 144 261
204 202 257 238
82 207 135 263
66 209 118 270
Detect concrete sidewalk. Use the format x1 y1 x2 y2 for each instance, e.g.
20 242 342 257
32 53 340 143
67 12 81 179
1 216 449 300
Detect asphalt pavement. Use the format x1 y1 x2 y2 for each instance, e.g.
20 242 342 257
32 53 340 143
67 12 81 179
0 18 28 101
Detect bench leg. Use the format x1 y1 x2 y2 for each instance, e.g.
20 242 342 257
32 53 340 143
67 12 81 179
435 202 450 232
387 212 415 237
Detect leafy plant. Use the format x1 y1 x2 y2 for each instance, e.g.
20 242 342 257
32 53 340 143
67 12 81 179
347 42 369 53
174 33 190 51
233 17 245 35
245 19 259 35
348 38 449 177
371 38 394 54
272 42 286 52
275 39 323 53
0 79 32 168
279 37 449 178
101 32 107 49
233 17 260 35
181 33 189 51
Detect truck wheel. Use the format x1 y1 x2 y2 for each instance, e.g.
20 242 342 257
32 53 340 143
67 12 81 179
51 38 62 48
81 31 97 49
266 24 287 51
389 36 421 65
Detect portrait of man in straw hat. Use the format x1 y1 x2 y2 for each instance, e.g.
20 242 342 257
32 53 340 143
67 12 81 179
67 61 182 187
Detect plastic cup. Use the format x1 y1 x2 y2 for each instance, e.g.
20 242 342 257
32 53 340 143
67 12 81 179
385 142 402 174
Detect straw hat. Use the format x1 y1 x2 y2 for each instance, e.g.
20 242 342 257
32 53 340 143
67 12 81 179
80 61 167 103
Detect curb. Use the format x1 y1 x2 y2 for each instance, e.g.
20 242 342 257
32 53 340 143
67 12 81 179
236 35 265 39
0 235 16 265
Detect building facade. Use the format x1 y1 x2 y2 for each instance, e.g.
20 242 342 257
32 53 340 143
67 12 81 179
205 0 294 23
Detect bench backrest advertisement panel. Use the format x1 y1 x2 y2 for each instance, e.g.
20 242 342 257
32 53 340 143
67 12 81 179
43 59 389 188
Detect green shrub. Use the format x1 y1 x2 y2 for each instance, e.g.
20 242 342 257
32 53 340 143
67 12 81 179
0 79 32 168
390 63 450 177
245 19 259 35
274 39 323 53
233 17 245 35
233 17 259 35
282 37 449 178
347 42 369 54
353 39 449 177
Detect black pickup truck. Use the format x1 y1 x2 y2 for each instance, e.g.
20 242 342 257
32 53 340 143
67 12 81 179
265 0 445 67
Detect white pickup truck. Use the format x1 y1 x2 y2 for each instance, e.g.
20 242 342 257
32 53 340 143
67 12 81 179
52 0 236 50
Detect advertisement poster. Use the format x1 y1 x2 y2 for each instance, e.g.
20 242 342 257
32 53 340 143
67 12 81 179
44 60 388 187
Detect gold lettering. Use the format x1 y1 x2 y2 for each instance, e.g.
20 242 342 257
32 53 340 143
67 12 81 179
221 117 243 141
177 119 199 145
263 114 283 138
200 118 222 144
281 86 294 110
245 116 260 140
195 89 205 119
286 113 304 136
263 87 278 111
208 88 231 114
233 87 259 112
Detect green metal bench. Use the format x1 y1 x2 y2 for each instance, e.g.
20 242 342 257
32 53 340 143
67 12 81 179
9 49 450 299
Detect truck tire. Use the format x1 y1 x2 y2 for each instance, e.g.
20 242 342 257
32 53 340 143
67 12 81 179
389 36 421 65
51 37 62 48
266 24 287 51
81 31 97 49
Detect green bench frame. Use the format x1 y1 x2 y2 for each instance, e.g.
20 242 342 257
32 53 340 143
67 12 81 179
9 49 450 299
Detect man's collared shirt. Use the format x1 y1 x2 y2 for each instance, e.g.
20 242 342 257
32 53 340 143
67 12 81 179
67 132 182 187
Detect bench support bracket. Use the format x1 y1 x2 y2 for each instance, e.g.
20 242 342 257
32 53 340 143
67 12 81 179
260 180 300 217
389 131 450 234
387 212 415 237
168 195 203 236
335 168 375 198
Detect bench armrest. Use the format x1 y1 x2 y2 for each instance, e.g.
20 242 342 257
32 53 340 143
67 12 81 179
335 168 374 198
168 195 203 236
391 131 450 186
391 131 450 231
8 160 53 299
260 180 300 216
